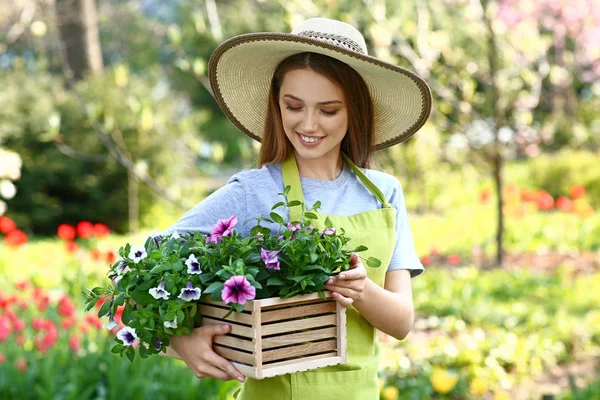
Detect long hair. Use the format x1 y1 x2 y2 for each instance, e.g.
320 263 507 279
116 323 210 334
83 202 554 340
257 52 374 168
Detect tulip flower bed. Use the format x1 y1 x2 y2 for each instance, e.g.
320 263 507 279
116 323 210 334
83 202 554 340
377 265 600 400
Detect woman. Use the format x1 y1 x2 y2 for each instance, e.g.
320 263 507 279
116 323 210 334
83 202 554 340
166 17 432 400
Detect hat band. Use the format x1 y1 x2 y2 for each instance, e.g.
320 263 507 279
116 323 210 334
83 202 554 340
294 30 366 54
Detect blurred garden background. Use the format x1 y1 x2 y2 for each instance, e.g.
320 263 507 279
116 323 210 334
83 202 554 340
1 0 599 399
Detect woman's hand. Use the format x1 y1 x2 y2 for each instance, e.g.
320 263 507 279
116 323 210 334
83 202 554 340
169 324 246 383
324 253 368 307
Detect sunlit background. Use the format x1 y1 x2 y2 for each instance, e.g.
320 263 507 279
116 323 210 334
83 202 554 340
1 0 599 399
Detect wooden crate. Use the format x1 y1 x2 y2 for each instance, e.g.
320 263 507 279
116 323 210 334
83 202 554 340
163 291 346 379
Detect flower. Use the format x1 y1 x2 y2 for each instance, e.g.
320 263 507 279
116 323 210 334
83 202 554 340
210 216 237 241
0 216 17 234
69 335 81 352
117 326 138 346
261 248 282 270
185 254 202 274
305 225 314 231
93 223 110 237
76 221 94 238
322 228 336 236
115 260 128 275
206 235 220 244
57 224 76 240
171 230 180 239
286 223 301 232
128 245 147 263
222 275 256 305
430 367 459 394
4 230 28 247
178 281 202 301
164 319 178 329
149 281 170 300
447 254 461 265
154 338 162 351
570 184 586 199
102 315 119 330
58 296 76 317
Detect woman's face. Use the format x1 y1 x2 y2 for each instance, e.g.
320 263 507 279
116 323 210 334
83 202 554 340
278 68 348 163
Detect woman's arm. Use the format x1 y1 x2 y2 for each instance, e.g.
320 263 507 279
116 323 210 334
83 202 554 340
353 269 414 340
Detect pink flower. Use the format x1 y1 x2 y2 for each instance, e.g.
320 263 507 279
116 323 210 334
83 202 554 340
322 228 336 236
261 248 282 270
210 216 238 242
286 223 301 232
222 275 256 305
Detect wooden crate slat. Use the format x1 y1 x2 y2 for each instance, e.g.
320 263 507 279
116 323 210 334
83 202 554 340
262 339 338 363
257 291 333 308
202 316 254 338
262 314 337 336
262 327 337 349
213 335 254 352
261 301 336 323
198 296 253 312
198 304 254 325
214 344 255 365
262 353 342 378
337 301 347 363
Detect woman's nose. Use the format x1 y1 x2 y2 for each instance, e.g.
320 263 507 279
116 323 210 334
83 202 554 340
300 111 318 132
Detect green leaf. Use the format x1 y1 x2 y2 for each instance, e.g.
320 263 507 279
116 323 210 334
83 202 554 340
98 298 112 318
149 265 163 274
270 212 284 225
311 200 322 210
114 292 126 306
189 305 197 318
287 200 302 207
271 201 285 210
91 287 104 295
304 212 318 220
122 302 133 325
352 245 368 252
204 282 224 295
210 291 223 301
324 217 333 229
267 277 284 286
171 260 184 271
367 257 382 268
126 346 135 362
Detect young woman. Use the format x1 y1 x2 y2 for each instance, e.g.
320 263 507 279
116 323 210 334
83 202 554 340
166 17 432 400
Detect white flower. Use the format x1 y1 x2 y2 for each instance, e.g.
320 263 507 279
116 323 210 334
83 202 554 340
164 319 178 329
128 245 147 263
116 326 138 346
102 316 119 330
171 230 180 239
114 275 123 285
0 180 16 199
185 254 202 275
149 281 170 300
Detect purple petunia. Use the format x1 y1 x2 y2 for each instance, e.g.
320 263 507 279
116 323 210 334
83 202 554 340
286 223 301 232
178 281 202 301
149 281 170 300
210 216 238 241
185 254 202 274
116 326 138 346
261 248 282 270
222 275 256 305
322 228 336 236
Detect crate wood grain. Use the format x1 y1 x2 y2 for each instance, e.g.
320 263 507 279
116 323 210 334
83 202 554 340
161 291 347 379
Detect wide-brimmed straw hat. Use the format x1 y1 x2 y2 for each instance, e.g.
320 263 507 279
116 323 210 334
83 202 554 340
208 17 432 150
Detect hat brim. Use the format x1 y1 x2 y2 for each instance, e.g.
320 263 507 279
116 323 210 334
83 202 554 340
208 33 432 150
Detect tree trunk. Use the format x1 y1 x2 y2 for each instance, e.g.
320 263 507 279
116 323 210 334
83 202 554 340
483 0 505 266
55 0 103 80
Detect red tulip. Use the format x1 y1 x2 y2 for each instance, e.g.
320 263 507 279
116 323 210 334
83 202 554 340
536 191 555 211
0 216 17 234
32 318 47 331
448 254 461 265
0 353 5 363
61 318 76 329
76 221 94 238
106 251 117 264
15 335 24 345
14 280 30 291
85 314 103 330
58 296 76 317
65 241 79 253
91 249 102 261
93 223 110 238
57 224 76 241
556 196 574 212
569 185 586 199
0 316 11 341
15 358 27 373
4 230 28 247
69 335 81 352
12 319 25 333
420 255 431 267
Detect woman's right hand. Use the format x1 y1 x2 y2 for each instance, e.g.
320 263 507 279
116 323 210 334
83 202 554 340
169 324 245 383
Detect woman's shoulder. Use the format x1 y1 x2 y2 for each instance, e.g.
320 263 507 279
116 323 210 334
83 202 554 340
228 163 282 185
360 166 402 191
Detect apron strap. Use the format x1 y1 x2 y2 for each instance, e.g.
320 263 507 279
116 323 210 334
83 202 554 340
281 153 392 222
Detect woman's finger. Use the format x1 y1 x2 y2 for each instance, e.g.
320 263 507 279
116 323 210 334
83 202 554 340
195 364 232 381
332 291 354 307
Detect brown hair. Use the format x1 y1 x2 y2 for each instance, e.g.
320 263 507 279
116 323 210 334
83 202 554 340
257 52 374 168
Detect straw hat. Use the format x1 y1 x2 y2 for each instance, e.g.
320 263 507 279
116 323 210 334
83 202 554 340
208 17 432 150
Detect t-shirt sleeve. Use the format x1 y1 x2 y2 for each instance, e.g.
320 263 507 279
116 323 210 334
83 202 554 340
387 179 424 278
161 174 247 236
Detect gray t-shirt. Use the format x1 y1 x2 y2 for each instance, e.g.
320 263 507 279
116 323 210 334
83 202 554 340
163 161 424 278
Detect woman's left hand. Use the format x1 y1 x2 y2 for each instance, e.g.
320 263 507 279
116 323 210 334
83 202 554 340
324 253 367 307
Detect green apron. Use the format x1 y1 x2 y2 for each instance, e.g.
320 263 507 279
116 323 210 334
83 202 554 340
235 153 397 400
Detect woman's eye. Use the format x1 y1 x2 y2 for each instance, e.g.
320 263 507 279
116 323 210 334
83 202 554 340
285 105 302 111
321 110 338 116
